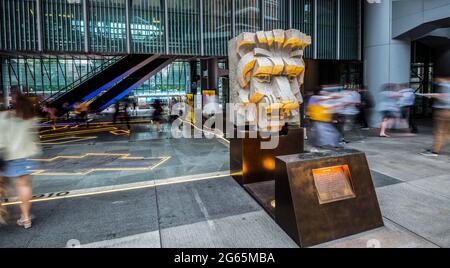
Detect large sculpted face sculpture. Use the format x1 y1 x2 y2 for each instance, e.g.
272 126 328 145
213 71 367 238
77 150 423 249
229 29 311 132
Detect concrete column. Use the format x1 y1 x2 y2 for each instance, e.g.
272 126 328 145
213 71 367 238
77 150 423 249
190 60 198 94
231 0 236 37
364 0 411 126
288 0 293 29
83 0 90 53
200 59 208 91
164 0 169 55
125 0 132 54
313 0 318 59
36 0 43 52
3 86 10 108
207 58 218 92
199 0 204 56
337 0 341 60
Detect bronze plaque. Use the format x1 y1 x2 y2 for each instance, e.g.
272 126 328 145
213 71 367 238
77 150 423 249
312 165 356 204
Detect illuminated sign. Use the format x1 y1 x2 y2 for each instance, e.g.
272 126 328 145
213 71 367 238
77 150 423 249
312 165 356 204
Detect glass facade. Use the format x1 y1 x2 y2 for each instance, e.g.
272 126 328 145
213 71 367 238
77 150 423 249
1 55 117 96
0 0 38 51
316 0 337 60
89 0 127 53
235 0 261 34
0 0 361 59
264 0 288 31
131 0 165 54
1 55 190 99
1 0 362 101
132 61 190 97
43 0 85 52
203 0 232 56
167 0 200 55
292 0 313 58
340 0 360 60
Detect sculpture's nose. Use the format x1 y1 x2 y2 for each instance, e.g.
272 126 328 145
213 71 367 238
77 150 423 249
272 76 294 101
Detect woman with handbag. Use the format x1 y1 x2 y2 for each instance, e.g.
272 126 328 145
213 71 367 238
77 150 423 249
0 92 41 229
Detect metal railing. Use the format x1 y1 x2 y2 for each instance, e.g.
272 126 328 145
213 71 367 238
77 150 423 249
42 56 124 104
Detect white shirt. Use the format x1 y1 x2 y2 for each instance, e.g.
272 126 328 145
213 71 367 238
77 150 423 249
398 88 416 107
0 112 41 161
341 91 361 115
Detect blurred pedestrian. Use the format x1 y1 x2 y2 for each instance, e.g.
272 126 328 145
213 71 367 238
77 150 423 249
152 99 163 132
169 98 180 124
0 92 41 229
421 77 450 157
378 84 402 137
62 102 70 120
122 102 131 131
75 102 90 128
358 88 373 129
113 102 120 124
307 89 341 148
42 103 57 130
398 83 417 133
132 100 138 116
339 87 362 143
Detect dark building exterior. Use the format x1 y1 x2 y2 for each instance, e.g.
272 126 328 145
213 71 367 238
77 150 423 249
0 0 362 106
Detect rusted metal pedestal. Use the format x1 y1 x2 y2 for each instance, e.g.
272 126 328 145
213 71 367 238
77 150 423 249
230 127 304 215
275 149 384 247
230 127 304 185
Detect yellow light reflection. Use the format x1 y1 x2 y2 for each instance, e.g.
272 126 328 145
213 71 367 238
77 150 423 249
29 154 170 176
1 171 231 207
263 158 276 171
37 136 98 145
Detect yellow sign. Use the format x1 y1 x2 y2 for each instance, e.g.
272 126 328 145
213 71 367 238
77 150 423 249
202 90 216 96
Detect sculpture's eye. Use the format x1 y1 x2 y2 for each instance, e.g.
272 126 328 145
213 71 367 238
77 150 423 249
288 75 297 82
255 74 271 83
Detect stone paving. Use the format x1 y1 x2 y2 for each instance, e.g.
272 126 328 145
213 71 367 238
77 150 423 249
0 122 449 248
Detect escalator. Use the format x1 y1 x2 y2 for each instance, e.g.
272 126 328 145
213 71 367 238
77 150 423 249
49 54 155 112
89 56 175 112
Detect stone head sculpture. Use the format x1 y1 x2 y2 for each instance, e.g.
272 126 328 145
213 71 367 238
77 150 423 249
229 29 311 132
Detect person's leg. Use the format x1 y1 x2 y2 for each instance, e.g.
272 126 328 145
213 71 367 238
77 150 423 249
15 175 32 222
359 108 368 128
409 106 418 133
380 117 390 137
0 177 7 224
0 177 7 198
157 121 161 132
441 110 450 150
337 115 345 142
113 112 118 124
432 110 446 154
401 107 410 131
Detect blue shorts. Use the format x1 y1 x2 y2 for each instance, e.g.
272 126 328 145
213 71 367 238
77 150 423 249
1 159 36 178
